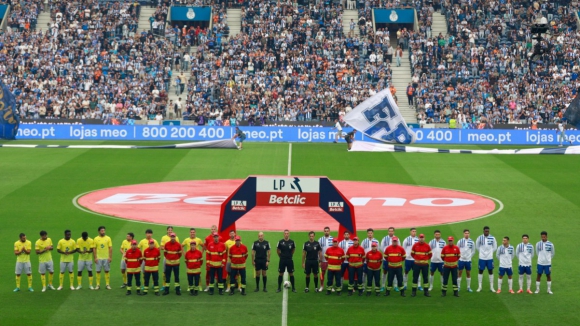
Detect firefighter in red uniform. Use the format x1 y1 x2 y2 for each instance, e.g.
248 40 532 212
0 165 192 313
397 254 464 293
124 240 142 296
207 232 227 295
163 233 183 296
185 240 203 296
384 236 406 297
228 236 248 296
411 234 432 297
203 225 218 291
324 239 345 296
441 236 461 297
143 239 161 296
366 242 383 296
346 237 365 296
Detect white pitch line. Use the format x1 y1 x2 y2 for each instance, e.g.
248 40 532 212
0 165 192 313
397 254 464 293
287 143 292 176
282 271 289 326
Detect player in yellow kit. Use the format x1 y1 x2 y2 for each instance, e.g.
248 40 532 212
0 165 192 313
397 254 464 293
76 231 94 290
120 232 134 288
93 226 113 290
57 230 77 291
14 233 33 292
160 226 179 291
35 230 55 292
182 228 203 252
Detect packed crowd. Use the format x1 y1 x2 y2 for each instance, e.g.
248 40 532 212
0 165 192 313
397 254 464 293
4 0 43 31
412 0 580 126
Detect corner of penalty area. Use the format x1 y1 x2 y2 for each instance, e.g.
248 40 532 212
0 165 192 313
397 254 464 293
218 176 357 240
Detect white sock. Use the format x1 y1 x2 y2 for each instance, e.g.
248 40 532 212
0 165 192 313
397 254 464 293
518 275 523 290
466 277 471 289
381 273 386 288
526 275 532 291
489 275 494 289
508 279 513 291
547 281 551 291
536 281 540 291
429 275 434 288
478 274 483 287
403 274 408 288
498 278 502 290
457 277 461 288
440 275 444 286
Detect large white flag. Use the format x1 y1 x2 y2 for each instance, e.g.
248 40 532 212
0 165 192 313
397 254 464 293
344 88 416 144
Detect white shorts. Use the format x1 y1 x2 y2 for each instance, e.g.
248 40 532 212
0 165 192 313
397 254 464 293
39 261 54 274
120 259 127 270
60 262 74 273
78 260 93 272
15 262 32 275
95 259 110 272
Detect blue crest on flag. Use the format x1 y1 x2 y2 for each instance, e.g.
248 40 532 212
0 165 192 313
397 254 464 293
0 81 19 140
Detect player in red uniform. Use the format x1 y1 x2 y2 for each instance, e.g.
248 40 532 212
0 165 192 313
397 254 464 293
163 233 183 296
411 234 432 297
366 242 383 296
203 225 218 291
185 240 203 296
324 239 345 296
384 236 406 297
346 237 365 296
143 239 161 296
124 240 142 296
441 236 461 297
207 232 227 295
228 236 248 296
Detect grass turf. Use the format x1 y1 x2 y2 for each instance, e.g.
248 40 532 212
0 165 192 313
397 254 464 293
0 141 579 325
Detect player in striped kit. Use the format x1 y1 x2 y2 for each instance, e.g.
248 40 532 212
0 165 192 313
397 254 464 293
516 234 534 294
379 227 395 291
428 230 446 291
338 231 353 288
360 229 378 288
457 229 475 292
402 228 419 291
475 226 497 292
496 236 515 294
317 227 333 292
535 231 555 294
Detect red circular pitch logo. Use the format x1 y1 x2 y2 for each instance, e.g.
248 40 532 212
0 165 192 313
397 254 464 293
77 180 499 231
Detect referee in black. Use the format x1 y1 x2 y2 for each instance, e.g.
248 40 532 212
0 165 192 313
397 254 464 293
302 231 323 293
277 229 296 293
252 231 271 292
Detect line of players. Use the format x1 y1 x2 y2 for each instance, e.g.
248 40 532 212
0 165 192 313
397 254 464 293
13 225 555 297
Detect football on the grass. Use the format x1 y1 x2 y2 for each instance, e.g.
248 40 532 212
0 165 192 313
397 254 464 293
283 281 291 288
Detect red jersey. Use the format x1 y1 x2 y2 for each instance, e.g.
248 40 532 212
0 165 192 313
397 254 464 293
144 247 160 272
204 234 214 269
366 250 383 270
441 245 461 268
411 242 432 266
207 241 227 268
164 241 182 266
346 245 365 267
124 248 142 274
384 245 406 268
185 249 203 274
324 246 345 271
229 244 248 269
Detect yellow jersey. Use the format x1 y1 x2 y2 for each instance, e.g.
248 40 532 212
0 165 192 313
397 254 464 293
120 240 132 255
225 239 237 250
138 238 159 256
182 237 203 251
57 239 77 263
14 240 32 263
94 235 113 260
161 235 180 248
76 237 94 261
35 238 53 263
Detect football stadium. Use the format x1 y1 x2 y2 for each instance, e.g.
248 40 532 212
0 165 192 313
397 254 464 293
1 0 579 325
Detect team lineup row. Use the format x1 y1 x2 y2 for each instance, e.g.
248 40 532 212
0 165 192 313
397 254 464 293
13 225 555 297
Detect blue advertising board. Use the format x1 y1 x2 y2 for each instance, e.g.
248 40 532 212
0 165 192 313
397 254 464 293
170 6 211 21
13 125 580 146
374 9 415 24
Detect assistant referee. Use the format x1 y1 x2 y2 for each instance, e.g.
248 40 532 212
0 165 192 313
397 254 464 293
252 232 271 292
277 230 296 292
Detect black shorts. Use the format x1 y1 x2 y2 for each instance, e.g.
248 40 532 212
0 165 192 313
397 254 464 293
304 260 319 275
278 259 294 273
255 259 268 271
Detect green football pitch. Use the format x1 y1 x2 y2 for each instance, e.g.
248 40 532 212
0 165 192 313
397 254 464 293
0 141 578 325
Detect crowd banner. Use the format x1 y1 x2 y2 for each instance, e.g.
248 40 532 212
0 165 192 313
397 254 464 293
373 9 415 24
10 125 580 146
344 88 416 144
170 6 212 21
